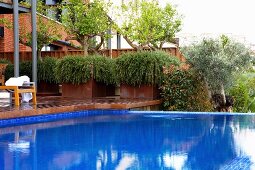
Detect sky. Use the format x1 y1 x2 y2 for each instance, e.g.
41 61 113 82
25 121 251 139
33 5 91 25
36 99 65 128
164 0 255 46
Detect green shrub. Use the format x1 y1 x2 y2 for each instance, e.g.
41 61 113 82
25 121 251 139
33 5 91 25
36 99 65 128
55 55 116 85
4 58 58 84
227 73 255 112
0 59 12 64
38 57 58 83
160 69 212 111
20 61 32 79
4 64 14 80
229 82 249 112
115 50 180 86
0 59 12 81
4 61 32 81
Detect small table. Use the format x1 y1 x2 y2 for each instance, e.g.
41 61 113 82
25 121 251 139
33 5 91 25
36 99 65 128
0 82 37 106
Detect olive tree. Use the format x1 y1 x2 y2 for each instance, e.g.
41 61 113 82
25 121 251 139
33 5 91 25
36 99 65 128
61 0 112 56
182 36 252 105
112 0 182 50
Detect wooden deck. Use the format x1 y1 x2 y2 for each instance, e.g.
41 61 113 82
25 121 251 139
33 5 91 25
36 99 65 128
0 96 162 120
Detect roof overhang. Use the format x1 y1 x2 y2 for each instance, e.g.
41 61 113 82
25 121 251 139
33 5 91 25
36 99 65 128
0 1 30 14
51 40 81 50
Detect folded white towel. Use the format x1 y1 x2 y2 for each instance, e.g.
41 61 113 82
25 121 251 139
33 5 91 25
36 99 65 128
5 75 33 103
5 77 24 86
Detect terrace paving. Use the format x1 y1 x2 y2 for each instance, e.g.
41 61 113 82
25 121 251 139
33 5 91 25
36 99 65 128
0 96 162 120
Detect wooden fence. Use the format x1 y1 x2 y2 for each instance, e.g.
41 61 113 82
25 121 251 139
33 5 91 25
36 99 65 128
0 47 186 63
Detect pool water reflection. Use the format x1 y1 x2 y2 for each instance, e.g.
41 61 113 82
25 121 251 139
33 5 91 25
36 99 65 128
0 113 255 170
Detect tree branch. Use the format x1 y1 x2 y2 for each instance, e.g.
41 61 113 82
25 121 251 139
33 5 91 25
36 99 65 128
94 36 104 50
151 42 159 49
148 44 157 51
159 41 164 50
123 35 139 50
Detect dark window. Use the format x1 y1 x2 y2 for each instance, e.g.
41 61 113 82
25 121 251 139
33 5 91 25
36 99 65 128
0 27 4 38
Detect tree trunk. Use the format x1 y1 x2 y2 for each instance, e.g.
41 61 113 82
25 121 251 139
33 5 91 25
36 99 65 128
123 35 139 50
159 42 164 50
83 36 89 56
94 36 104 51
220 83 226 105
37 50 42 61
204 79 212 99
148 44 157 51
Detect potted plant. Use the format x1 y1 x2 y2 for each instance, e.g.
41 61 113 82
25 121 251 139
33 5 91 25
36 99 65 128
55 55 116 99
4 59 60 95
0 59 11 85
115 50 180 99
37 57 60 95
4 61 32 82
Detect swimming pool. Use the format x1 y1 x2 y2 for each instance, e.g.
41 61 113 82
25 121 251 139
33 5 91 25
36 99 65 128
0 110 255 170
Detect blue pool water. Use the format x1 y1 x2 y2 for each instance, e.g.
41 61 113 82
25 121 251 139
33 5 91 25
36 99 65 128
1 111 255 170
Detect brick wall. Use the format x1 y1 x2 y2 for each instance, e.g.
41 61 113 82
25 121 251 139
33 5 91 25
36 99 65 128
1 0 12 3
0 13 76 52
3 14 13 52
0 14 31 52
0 15 4 52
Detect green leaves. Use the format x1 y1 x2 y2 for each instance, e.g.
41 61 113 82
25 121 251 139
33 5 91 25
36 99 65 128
228 73 255 112
55 55 116 85
0 59 11 65
113 0 182 49
115 50 180 86
0 18 12 29
4 61 32 81
19 1 62 56
182 36 252 91
229 81 249 112
38 57 59 84
3 58 58 83
61 0 112 53
160 69 212 111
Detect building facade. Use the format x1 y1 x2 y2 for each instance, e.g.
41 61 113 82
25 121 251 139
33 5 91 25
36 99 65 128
0 0 79 53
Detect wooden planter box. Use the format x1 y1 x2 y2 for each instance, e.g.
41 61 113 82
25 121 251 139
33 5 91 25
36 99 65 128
62 79 108 99
38 81 60 96
120 84 160 99
106 84 116 96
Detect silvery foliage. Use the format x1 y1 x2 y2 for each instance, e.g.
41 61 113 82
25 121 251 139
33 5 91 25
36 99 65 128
182 37 252 91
